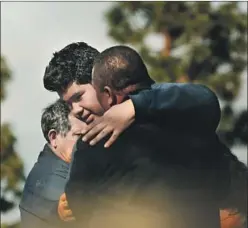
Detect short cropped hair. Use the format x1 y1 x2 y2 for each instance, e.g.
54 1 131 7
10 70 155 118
43 42 99 94
92 45 154 92
41 99 71 142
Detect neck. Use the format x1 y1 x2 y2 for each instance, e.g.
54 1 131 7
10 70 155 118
115 94 126 104
113 84 152 105
48 144 71 163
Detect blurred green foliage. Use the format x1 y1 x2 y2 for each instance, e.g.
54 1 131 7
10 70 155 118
1 56 25 227
105 2 247 147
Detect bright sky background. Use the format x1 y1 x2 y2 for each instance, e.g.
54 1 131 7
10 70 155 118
1 1 247 224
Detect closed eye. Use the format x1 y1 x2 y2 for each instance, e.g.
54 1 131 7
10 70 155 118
72 94 83 102
77 94 83 102
68 92 84 104
73 132 83 137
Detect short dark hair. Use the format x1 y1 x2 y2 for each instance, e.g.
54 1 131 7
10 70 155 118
43 42 99 94
41 99 71 142
92 45 154 92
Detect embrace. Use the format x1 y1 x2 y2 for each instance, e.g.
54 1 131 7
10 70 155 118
19 43 247 228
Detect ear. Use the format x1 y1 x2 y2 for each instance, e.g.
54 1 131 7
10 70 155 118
103 86 116 106
48 129 57 148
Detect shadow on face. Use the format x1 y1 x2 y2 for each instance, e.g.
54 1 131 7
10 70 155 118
49 115 86 162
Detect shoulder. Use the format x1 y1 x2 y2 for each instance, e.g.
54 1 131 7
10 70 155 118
70 123 166 175
123 122 166 144
20 146 69 210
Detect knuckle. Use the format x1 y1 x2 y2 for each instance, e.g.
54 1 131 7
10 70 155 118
93 126 100 132
88 130 95 137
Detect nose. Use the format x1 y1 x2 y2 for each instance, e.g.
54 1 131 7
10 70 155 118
71 102 84 117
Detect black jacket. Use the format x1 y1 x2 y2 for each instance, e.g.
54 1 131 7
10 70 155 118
66 123 223 228
130 83 220 132
129 82 231 199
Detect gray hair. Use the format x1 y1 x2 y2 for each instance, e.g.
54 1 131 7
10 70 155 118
41 99 71 142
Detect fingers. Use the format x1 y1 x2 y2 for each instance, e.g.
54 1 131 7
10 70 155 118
58 193 75 222
62 208 73 217
58 201 75 221
82 123 106 142
81 119 99 135
80 124 92 135
88 127 113 146
58 201 67 213
58 203 71 216
62 200 69 209
85 114 95 124
63 216 76 222
81 122 120 147
59 210 75 221
104 131 120 148
59 193 66 201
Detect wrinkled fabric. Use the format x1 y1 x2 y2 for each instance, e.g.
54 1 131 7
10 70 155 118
130 83 220 132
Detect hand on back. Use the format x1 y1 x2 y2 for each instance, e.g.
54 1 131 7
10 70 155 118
58 193 75 222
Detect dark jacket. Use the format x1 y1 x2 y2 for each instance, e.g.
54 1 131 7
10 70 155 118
129 82 231 198
130 83 221 132
19 144 71 228
66 123 223 228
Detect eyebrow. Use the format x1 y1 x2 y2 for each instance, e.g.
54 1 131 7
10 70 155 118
67 92 82 104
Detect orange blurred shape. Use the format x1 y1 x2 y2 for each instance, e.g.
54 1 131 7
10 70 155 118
220 209 245 228
58 193 75 222
177 75 188 83
57 194 247 227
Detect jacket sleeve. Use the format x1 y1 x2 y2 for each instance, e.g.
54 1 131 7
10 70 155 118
129 83 221 132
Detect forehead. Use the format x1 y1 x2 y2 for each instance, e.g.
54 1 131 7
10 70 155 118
61 82 91 102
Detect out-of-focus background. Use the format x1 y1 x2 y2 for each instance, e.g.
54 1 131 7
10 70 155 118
1 2 247 227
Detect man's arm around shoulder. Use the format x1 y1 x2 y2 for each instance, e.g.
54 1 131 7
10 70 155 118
130 83 221 132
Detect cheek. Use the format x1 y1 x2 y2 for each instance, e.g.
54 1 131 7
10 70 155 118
64 138 77 152
66 141 75 151
100 96 110 111
83 91 104 114
93 88 108 110
71 103 83 116
56 138 66 151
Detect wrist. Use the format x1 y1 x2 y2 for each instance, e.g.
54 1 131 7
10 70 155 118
125 99 135 122
129 93 149 123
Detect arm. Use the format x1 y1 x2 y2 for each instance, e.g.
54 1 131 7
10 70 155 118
81 83 221 147
130 83 221 132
